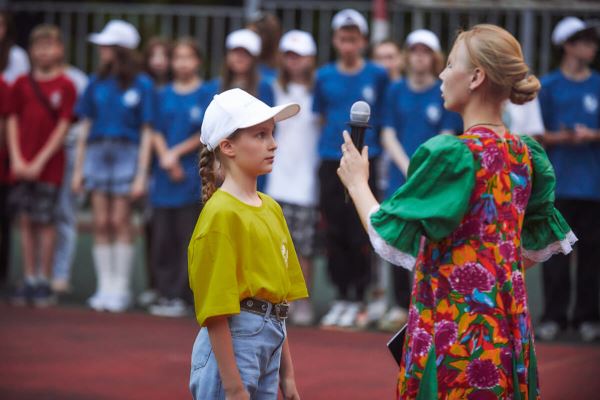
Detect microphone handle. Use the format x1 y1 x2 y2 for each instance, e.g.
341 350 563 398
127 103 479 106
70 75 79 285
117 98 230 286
350 123 366 150
345 122 368 203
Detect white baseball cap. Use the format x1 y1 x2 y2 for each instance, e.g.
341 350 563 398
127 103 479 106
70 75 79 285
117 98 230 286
406 29 441 52
332 9 369 35
552 16 598 45
201 88 300 151
88 20 140 49
226 29 262 57
279 30 317 56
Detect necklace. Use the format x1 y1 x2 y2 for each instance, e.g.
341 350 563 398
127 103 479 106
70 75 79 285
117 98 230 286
465 122 505 132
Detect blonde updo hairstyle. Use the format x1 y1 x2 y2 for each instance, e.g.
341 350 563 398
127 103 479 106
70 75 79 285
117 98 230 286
457 24 540 105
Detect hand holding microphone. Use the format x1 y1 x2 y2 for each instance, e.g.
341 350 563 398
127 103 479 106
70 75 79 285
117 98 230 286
339 101 371 202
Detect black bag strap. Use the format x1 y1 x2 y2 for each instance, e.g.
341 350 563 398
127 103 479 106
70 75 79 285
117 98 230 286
28 73 59 121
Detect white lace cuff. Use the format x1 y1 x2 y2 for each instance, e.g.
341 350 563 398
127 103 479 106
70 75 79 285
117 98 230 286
522 230 578 263
367 205 416 271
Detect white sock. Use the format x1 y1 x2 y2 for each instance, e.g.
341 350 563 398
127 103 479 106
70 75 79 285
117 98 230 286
92 244 113 296
113 242 135 297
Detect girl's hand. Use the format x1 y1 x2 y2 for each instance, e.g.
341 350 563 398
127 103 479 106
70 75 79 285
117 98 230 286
130 174 147 199
10 158 27 179
337 130 370 192
160 150 179 170
280 376 301 400
168 162 185 182
22 159 44 181
225 386 250 400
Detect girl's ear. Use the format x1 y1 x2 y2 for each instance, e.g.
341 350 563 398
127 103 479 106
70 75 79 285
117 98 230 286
219 139 236 158
469 67 486 91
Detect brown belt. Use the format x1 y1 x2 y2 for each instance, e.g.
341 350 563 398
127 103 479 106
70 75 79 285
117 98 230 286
240 298 289 320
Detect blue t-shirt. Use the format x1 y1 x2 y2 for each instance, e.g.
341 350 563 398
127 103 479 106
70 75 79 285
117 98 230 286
150 83 212 207
539 69 600 200
259 63 277 84
200 77 274 107
313 61 389 160
382 79 463 197
76 74 155 143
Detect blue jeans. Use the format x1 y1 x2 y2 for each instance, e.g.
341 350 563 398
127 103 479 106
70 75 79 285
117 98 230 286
84 139 139 195
190 309 286 400
53 143 77 282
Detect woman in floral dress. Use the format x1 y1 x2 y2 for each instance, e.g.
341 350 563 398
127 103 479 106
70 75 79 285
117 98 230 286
338 24 577 399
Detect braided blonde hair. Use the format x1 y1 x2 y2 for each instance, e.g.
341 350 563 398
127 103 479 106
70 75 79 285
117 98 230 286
199 145 217 204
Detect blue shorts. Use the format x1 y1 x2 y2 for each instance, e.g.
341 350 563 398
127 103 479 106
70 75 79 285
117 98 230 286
190 309 286 399
84 139 139 195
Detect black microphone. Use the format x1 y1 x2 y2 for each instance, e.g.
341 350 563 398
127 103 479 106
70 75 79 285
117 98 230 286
344 101 371 203
348 101 371 150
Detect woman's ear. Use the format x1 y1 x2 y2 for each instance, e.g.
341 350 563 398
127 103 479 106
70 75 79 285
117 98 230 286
469 67 486 91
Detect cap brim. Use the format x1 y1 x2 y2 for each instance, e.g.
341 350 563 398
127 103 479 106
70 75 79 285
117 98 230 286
239 103 301 129
88 33 114 46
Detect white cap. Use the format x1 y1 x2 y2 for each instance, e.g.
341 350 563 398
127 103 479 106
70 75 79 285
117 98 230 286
279 30 317 56
406 29 441 52
88 20 140 49
201 88 300 151
226 29 261 56
332 9 369 35
552 16 597 45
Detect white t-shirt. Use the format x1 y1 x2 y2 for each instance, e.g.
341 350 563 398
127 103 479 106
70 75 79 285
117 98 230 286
265 82 320 207
503 98 545 136
2 45 30 84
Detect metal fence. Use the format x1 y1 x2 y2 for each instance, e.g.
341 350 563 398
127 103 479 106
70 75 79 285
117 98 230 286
8 1 600 78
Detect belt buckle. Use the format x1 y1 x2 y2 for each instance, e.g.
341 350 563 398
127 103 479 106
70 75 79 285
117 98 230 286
274 301 289 320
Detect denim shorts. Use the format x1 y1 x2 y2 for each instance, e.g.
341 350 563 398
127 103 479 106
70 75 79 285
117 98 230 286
84 139 139 195
190 308 287 400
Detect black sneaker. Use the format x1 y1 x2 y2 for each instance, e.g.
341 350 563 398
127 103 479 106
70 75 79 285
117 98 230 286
10 282 37 306
32 282 55 307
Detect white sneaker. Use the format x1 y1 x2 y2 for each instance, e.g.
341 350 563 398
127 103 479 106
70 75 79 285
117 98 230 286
291 299 314 326
87 292 108 312
337 302 362 329
378 306 409 332
579 322 600 342
536 321 560 341
138 289 159 308
149 298 189 318
365 298 388 325
104 292 132 313
320 301 348 327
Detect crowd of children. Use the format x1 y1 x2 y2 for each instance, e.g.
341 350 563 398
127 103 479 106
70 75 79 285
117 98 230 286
0 8 598 343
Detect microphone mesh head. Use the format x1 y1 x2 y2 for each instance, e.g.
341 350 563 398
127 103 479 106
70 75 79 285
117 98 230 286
350 101 371 123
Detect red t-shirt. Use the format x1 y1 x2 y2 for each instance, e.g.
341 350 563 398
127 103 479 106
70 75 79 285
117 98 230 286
9 74 76 186
0 77 10 183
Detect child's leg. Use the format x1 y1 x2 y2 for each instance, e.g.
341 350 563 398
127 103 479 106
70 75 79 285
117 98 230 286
38 222 56 281
18 214 37 280
110 195 135 310
89 191 113 308
150 207 172 300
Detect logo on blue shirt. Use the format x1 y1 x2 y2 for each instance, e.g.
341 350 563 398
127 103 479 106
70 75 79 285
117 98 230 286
190 106 202 121
426 104 442 124
583 94 598 114
362 85 375 103
123 89 140 107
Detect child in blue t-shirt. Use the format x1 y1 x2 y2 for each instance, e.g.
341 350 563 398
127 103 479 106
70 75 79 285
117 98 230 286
148 38 209 317
536 17 600 342
312 9 389 329
72 20 154 313
374 30 462 332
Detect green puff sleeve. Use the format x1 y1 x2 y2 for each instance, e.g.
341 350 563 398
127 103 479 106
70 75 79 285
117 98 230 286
369 134 476 270
520 135 577 262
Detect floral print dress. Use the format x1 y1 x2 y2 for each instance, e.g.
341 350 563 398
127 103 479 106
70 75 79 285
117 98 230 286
368 127 577 399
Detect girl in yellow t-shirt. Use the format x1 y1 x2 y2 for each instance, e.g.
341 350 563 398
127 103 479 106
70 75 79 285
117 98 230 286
188 88 308 400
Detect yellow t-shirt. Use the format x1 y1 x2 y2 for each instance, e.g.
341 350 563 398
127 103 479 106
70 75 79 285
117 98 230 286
188 189 309 326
